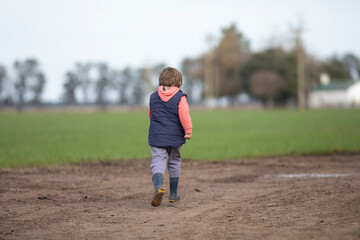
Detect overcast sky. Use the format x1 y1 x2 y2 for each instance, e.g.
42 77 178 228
1 0 359 102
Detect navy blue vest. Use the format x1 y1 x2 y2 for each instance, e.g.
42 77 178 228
148 90 187 147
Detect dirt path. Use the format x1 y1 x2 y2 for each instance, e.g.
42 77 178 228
1 154 360 240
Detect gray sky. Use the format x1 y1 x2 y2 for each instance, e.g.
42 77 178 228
1 0 359 102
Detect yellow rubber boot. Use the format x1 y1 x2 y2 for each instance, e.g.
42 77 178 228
151 173 165 207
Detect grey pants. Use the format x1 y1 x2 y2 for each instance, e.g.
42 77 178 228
150 146 182 178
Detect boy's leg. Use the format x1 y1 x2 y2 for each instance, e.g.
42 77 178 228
150 147 167 207
167 146 182 202
167 146 182 178
150 147 167 176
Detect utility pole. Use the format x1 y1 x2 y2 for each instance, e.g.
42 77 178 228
204 35 215 107
204 51 214 100
295 27 306 110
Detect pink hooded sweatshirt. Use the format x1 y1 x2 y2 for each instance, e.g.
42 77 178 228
148 86 192 134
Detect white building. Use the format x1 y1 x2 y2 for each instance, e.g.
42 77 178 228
309 80 360 108
347 81 360 105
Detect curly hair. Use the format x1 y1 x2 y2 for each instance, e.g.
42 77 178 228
159 67 182 87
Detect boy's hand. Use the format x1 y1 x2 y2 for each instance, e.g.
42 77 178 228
184 133 192 140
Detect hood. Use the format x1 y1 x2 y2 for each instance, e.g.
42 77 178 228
157 86 180 102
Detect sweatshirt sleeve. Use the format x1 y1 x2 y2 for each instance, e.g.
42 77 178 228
148 108 151 118
178 96 192 134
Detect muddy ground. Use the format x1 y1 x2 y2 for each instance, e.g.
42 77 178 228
1 154 359 240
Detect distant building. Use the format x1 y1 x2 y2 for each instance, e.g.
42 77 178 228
347 81 360 105
308 80 360 108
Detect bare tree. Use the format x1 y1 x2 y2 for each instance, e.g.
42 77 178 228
116 67 132 105
13 59 45 110
76 63 92 104
250 70 286 107
343 54 360 81
95 63 113 109
62 71 80 105
132 67 148 105
153 64 166 77
30 72 46 106
181 57 204 103
0 65 7 104
14 75 26 110
152 63 166 89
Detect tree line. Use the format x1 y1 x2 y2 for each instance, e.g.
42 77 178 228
0 60 166 110
1 24 359 109
181 24 360 107
61 62 165 108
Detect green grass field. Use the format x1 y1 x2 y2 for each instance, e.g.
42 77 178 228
0 109 359 168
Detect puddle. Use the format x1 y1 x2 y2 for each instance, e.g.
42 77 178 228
276 173 357 179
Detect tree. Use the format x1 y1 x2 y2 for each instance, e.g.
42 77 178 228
181 57 205 103
241 47 298 103
250 70 286 107
322 55 351 80
153 63 167 78
95 63 113 109
132 67 148 105
76 63 92 104
305 54 323 96
62 71 80 105
214 24 250 97
13 59 45 110
343 54 359 81
152 63 167 89
30 72 46 105
14 73 26 110
320 54 360 82
0 65 7 104
116 67 132 105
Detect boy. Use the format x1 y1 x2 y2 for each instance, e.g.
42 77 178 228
148 67 192 207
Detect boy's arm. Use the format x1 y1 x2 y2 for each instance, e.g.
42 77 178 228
178 96 192 139
148 108 151 118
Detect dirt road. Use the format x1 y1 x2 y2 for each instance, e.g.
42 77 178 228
1 154 359 239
